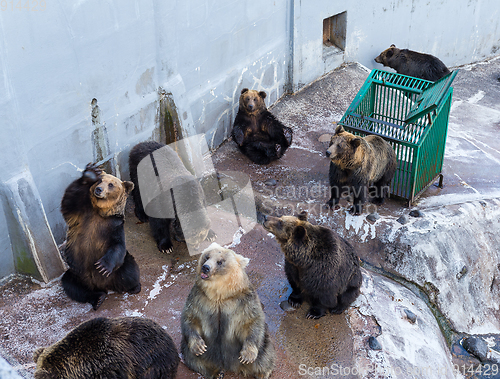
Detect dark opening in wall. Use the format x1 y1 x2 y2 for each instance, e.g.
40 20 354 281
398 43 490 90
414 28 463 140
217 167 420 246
323 11 347 51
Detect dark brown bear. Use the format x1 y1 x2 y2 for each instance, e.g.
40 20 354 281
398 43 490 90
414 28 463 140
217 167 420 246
374 44 450 82
263 212 362 319
232 88 293 165
33 317 179 379
326 125 397 215
60 164 140 310
128 141 216 254
181 243 275 379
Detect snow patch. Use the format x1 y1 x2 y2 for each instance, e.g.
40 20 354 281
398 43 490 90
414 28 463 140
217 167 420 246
148 265 169 301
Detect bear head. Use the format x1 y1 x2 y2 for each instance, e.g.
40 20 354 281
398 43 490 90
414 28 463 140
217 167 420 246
374 44 398 66
325 125 364 170
197 242 250 300
239 88 267 115
90 172 134 217
262 211 310 245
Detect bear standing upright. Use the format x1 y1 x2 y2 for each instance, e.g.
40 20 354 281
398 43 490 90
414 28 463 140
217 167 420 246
128 141 216 254
181 243 275 379
33 317 179 379
60 163 140 310
232 88 293 165
326 125 397 215
374 44 450 82
263 211 362 319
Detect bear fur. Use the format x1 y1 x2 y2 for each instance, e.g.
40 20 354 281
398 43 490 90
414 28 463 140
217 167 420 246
263 211 362 319
129 141 216 253
374 44 450 82
33 316 179 379
181 243 275 379
232 88 293 165
326 125 397 215
60 163 140 310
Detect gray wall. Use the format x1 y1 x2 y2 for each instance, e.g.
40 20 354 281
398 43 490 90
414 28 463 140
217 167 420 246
1 0 499 281
292 0 500 91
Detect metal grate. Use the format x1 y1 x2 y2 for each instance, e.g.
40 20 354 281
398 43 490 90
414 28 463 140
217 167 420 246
339 69 457 203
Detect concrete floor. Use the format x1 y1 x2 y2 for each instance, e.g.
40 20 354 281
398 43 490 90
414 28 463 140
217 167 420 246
2 57 500 379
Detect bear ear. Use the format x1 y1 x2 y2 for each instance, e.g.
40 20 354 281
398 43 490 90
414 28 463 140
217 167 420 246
334 124 345 135
296 211 308 221
241 88 249 95
258 91 267 99
123 181 134 194
293 225 307 242
33 347 45 363
351 138 362 148
234 253 250 269
390 44 396 48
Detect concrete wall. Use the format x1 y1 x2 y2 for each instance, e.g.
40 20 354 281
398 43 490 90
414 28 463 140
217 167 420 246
292 0 500 91
0 0 499 281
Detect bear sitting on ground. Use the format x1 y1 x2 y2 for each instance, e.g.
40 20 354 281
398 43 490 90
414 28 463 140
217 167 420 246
232 88 293 165
374 44 450 82
326 125 397 215
33 316 179 379
129 141 216 254
181 243 275 379
60 163 140 310
263 211 362 319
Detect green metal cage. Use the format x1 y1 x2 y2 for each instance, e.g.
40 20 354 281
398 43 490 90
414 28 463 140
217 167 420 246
338 69 458 204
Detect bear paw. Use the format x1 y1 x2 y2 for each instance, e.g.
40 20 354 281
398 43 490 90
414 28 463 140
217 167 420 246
239 344 258 364
134 207 149 223
205 229 217 242
283 126 293 145
92 293 107 311
95 257 114 277
329 306 346 315
306 307 327 319
370 197 384 206
274 144 283 157
82 163 102 184
349 205 362 216
190 337 207 356
326 199 340 210
128 283 141 294
158 239 173 254
288 293 303 309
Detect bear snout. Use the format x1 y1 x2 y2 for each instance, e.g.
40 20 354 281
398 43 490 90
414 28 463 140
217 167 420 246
200 264 210 279
247 103 254 111
326 150 331 157
94 186 104 198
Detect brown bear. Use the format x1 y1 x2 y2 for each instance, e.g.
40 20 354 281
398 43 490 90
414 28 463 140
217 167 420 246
263 211 362 319
374 44 450 82
232 88 293 165
129 141 216 254
326 125 397 215
181 243 275 379
33 316 179 379
60 163 140 310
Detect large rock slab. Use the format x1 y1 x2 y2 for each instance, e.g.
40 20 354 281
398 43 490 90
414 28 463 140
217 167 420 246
349 269 456 379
